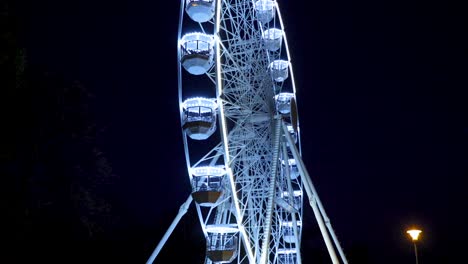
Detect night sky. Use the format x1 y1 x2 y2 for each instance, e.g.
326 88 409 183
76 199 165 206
5 0 467 263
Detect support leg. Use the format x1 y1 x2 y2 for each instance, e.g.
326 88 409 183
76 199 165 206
146 195 193 264
281 141 302 264
282 123 348 264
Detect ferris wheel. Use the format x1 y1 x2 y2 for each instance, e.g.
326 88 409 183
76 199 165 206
147 1 348 263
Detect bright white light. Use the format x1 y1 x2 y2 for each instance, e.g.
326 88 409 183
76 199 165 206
281 220 302 227
282 190 303 197
269 60 289 70
407 229 422 241
263 28 283 41
277 248 297 254
275 92 295 102
280 158 296 166
205 224 239 233
182 97 218 110
180 32 214 48
191 166 226 176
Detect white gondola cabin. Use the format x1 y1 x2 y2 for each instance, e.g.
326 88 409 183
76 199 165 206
286 124 298 144
270 60 289 82
190 166 225 206
182 97 218 140
180 33 215 75
185 0 215 23
275 92 295 115
282 221 302 243
277 248 298 264
281 158 299 179
206 225 239 263
254 0 276 24
263 28 283 51
281 190 303 211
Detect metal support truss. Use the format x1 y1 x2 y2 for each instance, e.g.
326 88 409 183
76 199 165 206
260 117 282 264
281 122 349 264
146 195 193 264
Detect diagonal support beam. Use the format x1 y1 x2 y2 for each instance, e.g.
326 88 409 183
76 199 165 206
281 141 302 264
146 195 193 264
282 122 348 264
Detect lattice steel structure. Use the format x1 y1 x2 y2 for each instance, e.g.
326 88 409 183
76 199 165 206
147 1 348 263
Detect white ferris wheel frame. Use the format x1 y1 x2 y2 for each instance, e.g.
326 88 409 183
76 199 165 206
146 1 348 264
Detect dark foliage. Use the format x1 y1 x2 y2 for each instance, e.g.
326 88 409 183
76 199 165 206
2 2 119 262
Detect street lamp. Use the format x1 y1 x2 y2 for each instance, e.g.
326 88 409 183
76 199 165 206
406 229 422 264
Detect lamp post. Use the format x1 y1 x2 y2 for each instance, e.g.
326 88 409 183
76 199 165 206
406 229 422 264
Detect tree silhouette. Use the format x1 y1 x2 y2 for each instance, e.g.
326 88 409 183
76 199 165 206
2 2 119 262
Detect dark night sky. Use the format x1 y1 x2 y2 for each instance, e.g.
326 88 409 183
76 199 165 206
8 0 467 263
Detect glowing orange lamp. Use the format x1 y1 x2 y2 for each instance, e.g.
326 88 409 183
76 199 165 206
407 229 422 241
406 229 422 264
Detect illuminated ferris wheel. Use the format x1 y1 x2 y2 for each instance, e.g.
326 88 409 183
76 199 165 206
147 1 348 263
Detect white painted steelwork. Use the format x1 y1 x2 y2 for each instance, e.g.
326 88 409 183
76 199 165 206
146 1 348 264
